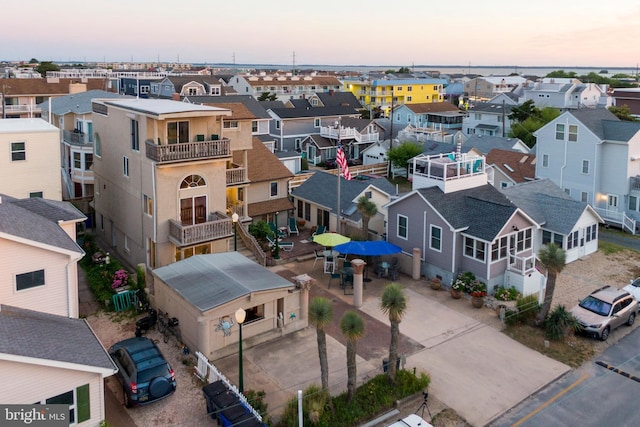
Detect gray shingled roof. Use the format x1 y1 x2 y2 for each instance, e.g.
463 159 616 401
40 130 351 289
185 95 271 119
0 196 85 254
569 109 619 139
501 179 594 234
468 102 514 114
269 106 359 119
0 305 117 372
416 185 517 241
315 92 362 109
463 135 529 154
38 90 129 115
152 253 294 312
291 171 396 222
602 120 640 142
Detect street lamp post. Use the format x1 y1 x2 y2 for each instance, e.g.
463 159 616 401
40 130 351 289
235 308 246 392
232 212 239 251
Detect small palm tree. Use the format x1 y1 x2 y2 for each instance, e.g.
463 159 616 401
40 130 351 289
308 297 333 391
356 195 378 240
380 283 407 382
535 243 567 325
340 311 365 401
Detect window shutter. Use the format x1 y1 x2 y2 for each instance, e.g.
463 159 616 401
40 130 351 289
76 384 90 423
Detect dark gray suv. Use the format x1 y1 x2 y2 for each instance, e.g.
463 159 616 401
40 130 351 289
109 337 177 407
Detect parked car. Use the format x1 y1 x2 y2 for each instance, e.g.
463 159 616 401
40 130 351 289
109 337 177 407
569 285 637 341
623 277 640 304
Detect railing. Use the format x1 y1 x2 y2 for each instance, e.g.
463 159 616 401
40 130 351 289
4 104 41 113
226 167 247 185
412 153 485 182
630 176 640 192
63 130 90 146
594 208 636 234
355 133 379 143
507 253 536 275
145 138 230 163
168 211 233 246
237 222 267 267
319 126 358 140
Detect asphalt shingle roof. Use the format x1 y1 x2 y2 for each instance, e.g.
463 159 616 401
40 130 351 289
185 95 271 119
0 305 116 371
0 196 85 253
152 253 294 312
38 90 129 115
485 149 536 183
269 105 360 119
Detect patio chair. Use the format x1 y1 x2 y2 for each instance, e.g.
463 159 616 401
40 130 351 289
328 272 341 289
287 217 299 236
324 255 335 274
312 249 324 269
269 222 286 239
312 225 326 237
267 234 294 251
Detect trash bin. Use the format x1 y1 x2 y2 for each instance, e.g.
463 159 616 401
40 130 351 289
382 357 401 373
202 380 228 419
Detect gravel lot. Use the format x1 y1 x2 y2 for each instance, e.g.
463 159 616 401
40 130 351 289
86 248 640 426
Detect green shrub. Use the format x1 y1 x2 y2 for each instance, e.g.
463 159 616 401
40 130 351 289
544 305 582 341
249 220 274 241
494 286 520 301
505 294 540 325
301 157 309 170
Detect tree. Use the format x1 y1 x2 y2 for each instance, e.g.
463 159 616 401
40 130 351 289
387 142 423 170
535 243 567 325
34 61 60 76
545 70 577 79
340 311 364 401
509 104 560 148
608 105 638 122
308 297 333 391
508 100 537 122
28 58 39 64
257 92 277 101
356 196 378 239
380 283 407 382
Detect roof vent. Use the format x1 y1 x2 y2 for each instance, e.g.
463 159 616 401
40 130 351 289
503 164 514 172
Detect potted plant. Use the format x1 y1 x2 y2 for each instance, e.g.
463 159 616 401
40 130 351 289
470 281 487 308
430 277 442 291
450 279 464 299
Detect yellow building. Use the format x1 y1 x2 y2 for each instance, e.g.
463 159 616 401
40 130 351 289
343 78 446 116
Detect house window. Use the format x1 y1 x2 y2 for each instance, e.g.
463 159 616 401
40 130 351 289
167 121 189 144
210 86 221 95
555 123 565 140
297 200 303 219
397 215 408 239
407 96 412 102
180 174 206 188
430 225 442 251
36 384 90 424
16 269 45 291
85 153 93 170
11 142 26 161
304 202 311 221
252 121 258 133
407 86 412 92
542 154 549 167
585 224 597 242
140 85 149 94
464 237 486 261
608 194 618 208
474 114 482 120
568 125 578 142
270 181 278 197
564 188 571 196
223 120 238 129
276 120 281 130
567 230 579 249
188 87 198 96
124 235 130 252
295 139 301 151
123 156 129 177
491 236 508 261
73 152 81 169
130 119 139 151
311 98 319 106
143 194 153 216
94 133 101 157
629 195 638 211
500 181 509 188
314 118 320 128
582 160 589 174
581 192 589 203
29 191 43 198
516 228 532 252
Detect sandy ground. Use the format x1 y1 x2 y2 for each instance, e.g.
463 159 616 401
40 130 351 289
86 248 640 426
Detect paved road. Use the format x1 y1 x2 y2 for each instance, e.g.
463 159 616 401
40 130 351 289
491 325 640 427
599 228 640 251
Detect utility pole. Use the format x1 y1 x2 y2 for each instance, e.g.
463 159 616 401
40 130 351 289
388 85 395 177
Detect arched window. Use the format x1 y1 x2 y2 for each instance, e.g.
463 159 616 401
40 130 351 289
180 175 206 189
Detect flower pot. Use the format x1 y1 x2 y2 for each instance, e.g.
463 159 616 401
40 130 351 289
430 278 442 290
450 289 463 299
471 296 484 308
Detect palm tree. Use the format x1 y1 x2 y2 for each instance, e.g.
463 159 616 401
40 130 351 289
340 311 365 401
380 283 407 382
308 297 333 391
356 195 378 239
535 243 567 325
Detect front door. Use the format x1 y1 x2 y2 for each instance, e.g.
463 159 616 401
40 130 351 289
180 196 207 226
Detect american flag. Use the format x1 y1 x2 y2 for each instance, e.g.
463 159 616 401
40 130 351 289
336 145 352 180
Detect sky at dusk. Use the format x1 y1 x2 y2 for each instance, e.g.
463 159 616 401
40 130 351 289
5 0 640 67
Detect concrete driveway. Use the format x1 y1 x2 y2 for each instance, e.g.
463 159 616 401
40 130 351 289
213 259 570 426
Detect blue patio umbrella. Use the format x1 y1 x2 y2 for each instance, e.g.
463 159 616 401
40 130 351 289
333 240 402 256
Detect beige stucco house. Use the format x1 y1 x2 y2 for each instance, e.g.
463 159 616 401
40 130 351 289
0 118 62 200
0 305 117 426
0 195 85 318
150 252 309 360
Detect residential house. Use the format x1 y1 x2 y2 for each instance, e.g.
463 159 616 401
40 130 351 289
534 108 640 232
519 78 611 109
611 88 640 117
0 77 114 119
462 135 531 155
0 195 85 318
484 148 536 189
227 72 342 102
290 171 396 238
91 98 252 269
267 104 360 152
0 118 62 200
307 91 362 109
119 75 165 98
392 102 466 134
501 179 603 264
149 76 235 99
0 305 117 425
462 101 515 137
234 137 294 223
39 90 128 206
342 77 447 116
150 252 307 360
464 76 528 102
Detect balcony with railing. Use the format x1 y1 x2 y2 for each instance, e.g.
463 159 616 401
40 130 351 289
63 130 90 146
145 138 231 164
226 166 247 186
411 152 486 193
630 176 640 193
319 126 379 144
168 211 233 247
